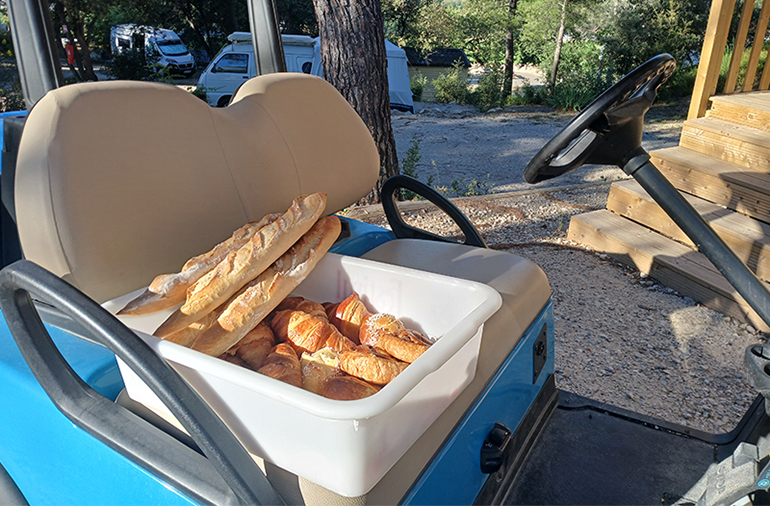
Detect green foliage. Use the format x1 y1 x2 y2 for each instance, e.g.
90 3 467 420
449 175 495 197
432 63 470 104
191 86 209 102
599 0 710 71
507 83 546 106
400 140 423 200
468 65 505 109
410 73 427 101
106 48 154 80
544 40 609 110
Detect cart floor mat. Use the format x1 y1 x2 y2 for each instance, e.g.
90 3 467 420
502 405 716 505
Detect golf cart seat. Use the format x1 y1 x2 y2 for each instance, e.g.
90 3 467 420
12 73 552 504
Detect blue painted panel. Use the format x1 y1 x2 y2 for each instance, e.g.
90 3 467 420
330 216 395 257
0 317 196 505
402 302 555 505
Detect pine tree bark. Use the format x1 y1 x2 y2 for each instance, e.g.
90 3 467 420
312 0 399 204
502 0 519 98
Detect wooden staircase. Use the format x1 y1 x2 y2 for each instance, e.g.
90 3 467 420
567 91 770 331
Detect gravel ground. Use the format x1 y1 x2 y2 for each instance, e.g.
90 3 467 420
348 101 766 435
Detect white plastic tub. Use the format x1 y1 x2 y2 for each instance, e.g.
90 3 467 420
107 253 502 497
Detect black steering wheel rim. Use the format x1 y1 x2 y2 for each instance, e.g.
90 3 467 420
524 54 676 184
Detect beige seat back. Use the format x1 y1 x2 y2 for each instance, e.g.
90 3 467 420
15 74 379 302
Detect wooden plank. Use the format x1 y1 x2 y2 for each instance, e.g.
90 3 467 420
679 117 770 171
688 0 738 119
568 210 770 331
607 179 770 281
724 0 756 94
650 146 770 223
743 0 770 92
708 92 770 131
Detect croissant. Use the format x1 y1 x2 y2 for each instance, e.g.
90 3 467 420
228 322 275 370
359 313 405 346
339 347 408 385
218 352 254 370
257 343 301 387
323 376 380 400
359 313 431 363
330 292 371 343
274 297 328 321
272 309 355 356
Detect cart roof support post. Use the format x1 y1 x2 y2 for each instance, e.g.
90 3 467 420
246 0 287 75
7 0 63 110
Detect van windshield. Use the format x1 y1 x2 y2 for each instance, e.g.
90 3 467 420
157 40 188 56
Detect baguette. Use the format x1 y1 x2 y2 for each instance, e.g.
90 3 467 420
189 215 342 357
118 213 281 316
154 193 327 337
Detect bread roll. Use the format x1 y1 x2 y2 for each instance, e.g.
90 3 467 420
188 215 342 357
323 376 380 400
257 343 301 387
300 348 343 395
118 214 282 316
218 352 255 370
155 193 327 338
339 347 408 386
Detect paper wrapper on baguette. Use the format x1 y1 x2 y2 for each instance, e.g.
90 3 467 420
155 193 327 338
118 213 282 315
188 215 342 357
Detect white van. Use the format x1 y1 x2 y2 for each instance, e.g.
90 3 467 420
197 33 315 107
110 24 196 77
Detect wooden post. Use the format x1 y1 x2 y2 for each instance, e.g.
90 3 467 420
743 0 770 92
724 0 755 94
688 0 737 120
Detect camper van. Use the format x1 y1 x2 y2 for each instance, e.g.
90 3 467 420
198 33 415 113
310 39 415 113
110 24 196 77
197 33 316 107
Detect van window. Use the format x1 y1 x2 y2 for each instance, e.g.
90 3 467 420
214 53 249 73
157 40 188 56
117 38 130 50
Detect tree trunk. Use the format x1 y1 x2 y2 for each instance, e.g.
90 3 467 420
312 0 399 205
502 0 519 98
549 0 567 89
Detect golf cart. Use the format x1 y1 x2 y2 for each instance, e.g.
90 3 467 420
1 0 770 504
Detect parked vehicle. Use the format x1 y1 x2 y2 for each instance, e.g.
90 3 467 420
197 32 316 107
110 24 196 77
310 38 414 113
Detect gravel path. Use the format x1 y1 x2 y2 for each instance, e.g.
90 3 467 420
350 101 766 435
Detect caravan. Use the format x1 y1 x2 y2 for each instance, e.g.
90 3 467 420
110 24 196 77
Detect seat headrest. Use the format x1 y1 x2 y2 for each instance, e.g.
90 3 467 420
15 73 379 302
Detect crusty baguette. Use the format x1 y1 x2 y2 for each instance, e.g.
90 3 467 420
189 215 342 357
161 311 219 347
118 213 282 316
154 193 327 337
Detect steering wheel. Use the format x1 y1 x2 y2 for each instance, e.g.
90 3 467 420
524 54 676 184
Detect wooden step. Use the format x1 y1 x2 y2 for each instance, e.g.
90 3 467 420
567 209 770 331
707 92 770 132
650 146 770 223
679 117 770 172
607 179 770 281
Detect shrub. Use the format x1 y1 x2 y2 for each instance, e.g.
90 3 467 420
410 73 427 102
400 140 422 200
433 62 470 104
469 65 505 110
507 83 546 106
106 49 154 80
